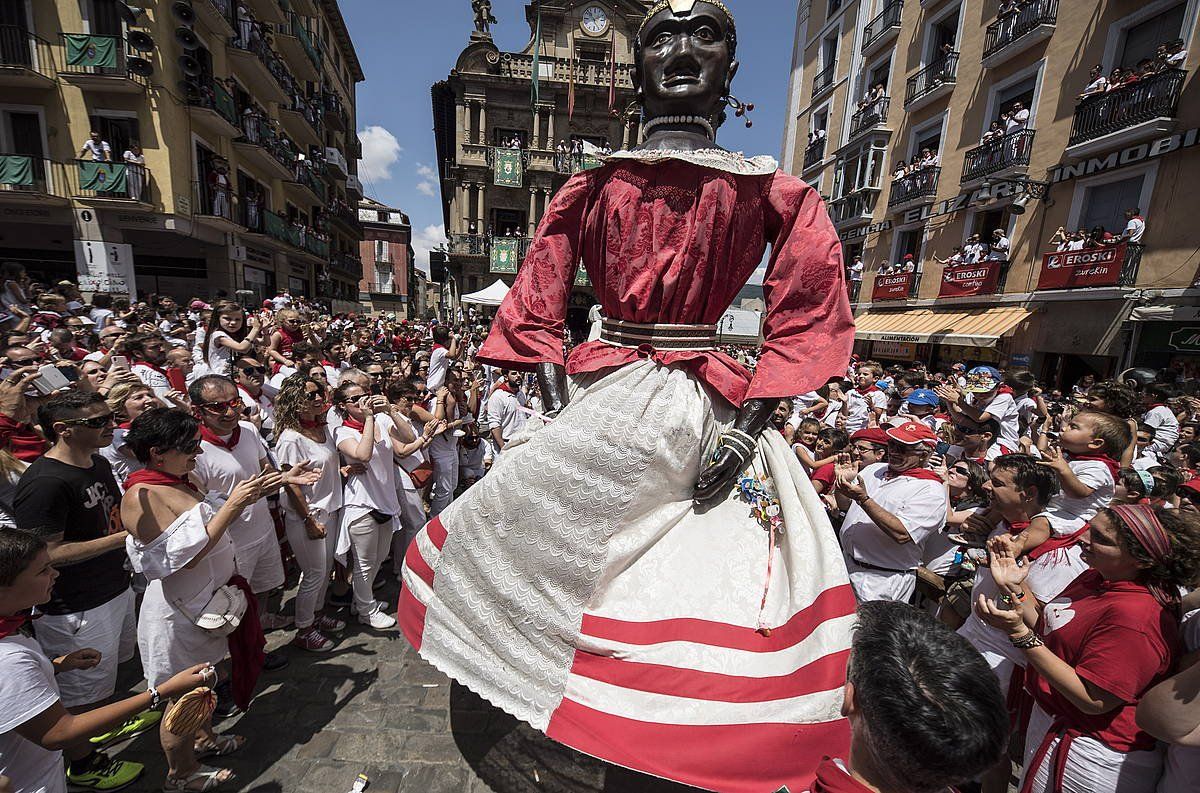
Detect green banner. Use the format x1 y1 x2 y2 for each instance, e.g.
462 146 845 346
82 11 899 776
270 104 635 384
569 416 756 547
264 210 301 246
78 161 127 193
574 265 590 287
490 237 520 274
493 148 523 187
0 155 33 187
64 33 117 68
580 154 604 171
213 82 238 125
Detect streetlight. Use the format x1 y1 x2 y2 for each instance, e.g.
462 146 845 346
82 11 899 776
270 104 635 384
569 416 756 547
976 175 1052 214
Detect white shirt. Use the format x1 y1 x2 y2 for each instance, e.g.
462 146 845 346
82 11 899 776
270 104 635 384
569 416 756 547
270 295 292 310
963 242 987 263
988 236 1010 260
192 421 273 548
486 386 528 443
849 261 864 281
81 139 109 161
336 413 402 521
237 386 275 438
0 634 66 793
1123 216 1145 244
1004 108 1029 133
273 428 343 515
1144 404 1180 456
844 387 888 434
131 362 172 405
88 307 113 328
840 463 947 573
968 391 1021 450
1043 459 1115 535
426 345 450 391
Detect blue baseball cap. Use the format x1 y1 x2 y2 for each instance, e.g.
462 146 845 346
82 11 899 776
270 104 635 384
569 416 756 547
906 388 940 407
963 366 1003 393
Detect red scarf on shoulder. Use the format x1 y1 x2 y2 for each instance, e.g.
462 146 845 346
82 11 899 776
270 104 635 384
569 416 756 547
341 416 366 432
200 424 241 450
886 467 944 482
123 468 200 493
1067 452 1120 482
0 613 29 639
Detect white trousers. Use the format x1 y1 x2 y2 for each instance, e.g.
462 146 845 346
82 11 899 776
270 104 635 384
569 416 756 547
844 560 917 604
283 507 340 629
346 511 394 616
429 453 460 516
1022 703 1164 793
34 587 136 708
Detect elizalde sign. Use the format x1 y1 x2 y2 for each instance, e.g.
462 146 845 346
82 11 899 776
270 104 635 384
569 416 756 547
1037 245 1127 290
872 272 913 301
939 261 1002 298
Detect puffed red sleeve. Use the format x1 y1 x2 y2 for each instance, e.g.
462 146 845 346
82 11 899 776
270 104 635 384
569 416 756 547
745 173 855 400
476 172 593 370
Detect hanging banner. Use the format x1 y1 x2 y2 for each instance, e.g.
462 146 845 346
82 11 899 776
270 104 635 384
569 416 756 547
939 261 1002 298
574 265 590 286
871 272 913 301
64 34 117 68
490 237 520 273
1037 245 1126 290
0 155 33 187
493 148 523 187
78 161 127 193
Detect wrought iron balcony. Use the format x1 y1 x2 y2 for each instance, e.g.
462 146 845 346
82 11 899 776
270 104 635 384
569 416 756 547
73 160 150 202
1068 68 1186 148
812 62 835 96
962 128 1035 182
803 137 826 170
982 0 1058 64
904 52 958 108
888 166 939 208
862 1 902 54
58 32 146 91
0 155 69 200
848 97 889 141
0 25 56 87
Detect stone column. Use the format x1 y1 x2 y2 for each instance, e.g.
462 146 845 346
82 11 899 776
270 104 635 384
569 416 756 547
478 102 488 145
476 183 486 230
547 110 556 148
528 188 538 235
455 183 467 233
456 100 466 149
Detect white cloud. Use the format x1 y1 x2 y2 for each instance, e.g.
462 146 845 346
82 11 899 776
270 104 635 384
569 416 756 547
357 125 402 182
411 223 448 275
415 163 437 197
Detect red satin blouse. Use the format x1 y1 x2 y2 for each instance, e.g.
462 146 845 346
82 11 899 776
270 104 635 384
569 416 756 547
476 158 855 407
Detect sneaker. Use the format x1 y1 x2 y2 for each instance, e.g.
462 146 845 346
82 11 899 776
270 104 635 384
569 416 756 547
316 614 346 632
259 612 294 631
350 599 388 616
66 752 143 791
358 606 396 630
88 709 161 745
293 626 334 652
262 649 290 672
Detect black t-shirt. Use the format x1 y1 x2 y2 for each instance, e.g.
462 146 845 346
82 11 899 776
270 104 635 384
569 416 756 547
13 455 130 615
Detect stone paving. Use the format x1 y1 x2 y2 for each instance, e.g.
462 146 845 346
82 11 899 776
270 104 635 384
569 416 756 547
105 576 699 793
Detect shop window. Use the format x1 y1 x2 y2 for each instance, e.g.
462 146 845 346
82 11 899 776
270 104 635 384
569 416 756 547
1078 174 1144 238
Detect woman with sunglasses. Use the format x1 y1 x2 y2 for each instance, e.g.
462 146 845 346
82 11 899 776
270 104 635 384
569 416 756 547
100 381 160 486
332 381 406 629
273 375 346 652
977 504 1200 793
121 408 283 792
200 301 261 378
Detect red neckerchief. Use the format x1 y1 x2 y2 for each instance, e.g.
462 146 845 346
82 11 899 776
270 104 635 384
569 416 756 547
493 381 516 395
1067 452 1120 482
1146 403 1166 410
299 417 326 429
135 360 169 377
341 416 366 432
117 421 131 430
200 424 241 450
123 468 200 493
1006 519 1031 535
237 384 266 405
885 466 944 482
998 384 1015 395
432 343 447 352
0 613 29 639
319 359 337 367
854 385 879 395
1027 522 1091 561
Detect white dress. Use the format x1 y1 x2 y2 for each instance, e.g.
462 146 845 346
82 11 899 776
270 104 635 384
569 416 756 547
126 500 236 686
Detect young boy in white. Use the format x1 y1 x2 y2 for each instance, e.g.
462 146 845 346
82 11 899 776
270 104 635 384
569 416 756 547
938 366 1021 451
1142 384 1180 458
843 363 888 434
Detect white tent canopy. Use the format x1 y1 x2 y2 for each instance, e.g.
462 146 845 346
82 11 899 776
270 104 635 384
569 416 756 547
460 279 511 307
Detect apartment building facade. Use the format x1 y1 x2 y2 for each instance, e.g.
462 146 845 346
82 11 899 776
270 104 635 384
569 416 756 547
0 0 365 312
357 195 414 317
432 0 648 337
783 0 1199 386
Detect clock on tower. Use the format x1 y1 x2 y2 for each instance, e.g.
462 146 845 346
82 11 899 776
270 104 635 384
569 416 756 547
580 5 609 36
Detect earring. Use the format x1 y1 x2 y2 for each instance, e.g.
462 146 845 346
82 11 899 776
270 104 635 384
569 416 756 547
725 94 755 128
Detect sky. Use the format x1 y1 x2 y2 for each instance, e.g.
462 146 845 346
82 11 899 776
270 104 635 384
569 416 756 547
340 0 798 274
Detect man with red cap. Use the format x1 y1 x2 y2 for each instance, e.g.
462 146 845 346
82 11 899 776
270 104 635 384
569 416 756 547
848 427 889 470
834 420 948 603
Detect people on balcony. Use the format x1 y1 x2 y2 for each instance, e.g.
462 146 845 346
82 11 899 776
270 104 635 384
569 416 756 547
207 161 231 219
1121 207 1146 245
987 229 1011 261
79 131 111 163
123 142 145 202
933 246 966 267
1049 226 1087 252
1161 39 1186 69
963 233 987 264
1079 64 1109 99
856 83 887 120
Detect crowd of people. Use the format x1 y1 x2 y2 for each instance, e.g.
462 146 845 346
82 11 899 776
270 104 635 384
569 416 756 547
1078 39 1188 101
0 263 1198 793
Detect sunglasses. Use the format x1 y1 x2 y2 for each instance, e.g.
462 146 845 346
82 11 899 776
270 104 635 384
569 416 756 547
198 398 242 414
304 390 324 401
240 366 267 376
61 412 115 429
175 439 203 454
950 466 971 475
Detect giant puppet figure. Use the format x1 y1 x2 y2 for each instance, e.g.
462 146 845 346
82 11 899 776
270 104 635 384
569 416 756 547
400 2 856 790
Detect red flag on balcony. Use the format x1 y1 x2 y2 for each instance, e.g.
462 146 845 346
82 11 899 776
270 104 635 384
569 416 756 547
939 261 1002 298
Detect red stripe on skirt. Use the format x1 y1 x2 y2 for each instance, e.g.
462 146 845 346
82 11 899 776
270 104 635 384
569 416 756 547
426 515 448 550
545 697 850 793
569 647 851 704
404 533 436 588
580 584 856 652
398 585 427 651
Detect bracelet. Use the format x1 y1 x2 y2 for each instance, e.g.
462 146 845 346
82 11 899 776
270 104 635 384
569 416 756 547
717 439 750 466
148 685 162 709
724 428 758 449
720 435 754 461
1010 630 1044 650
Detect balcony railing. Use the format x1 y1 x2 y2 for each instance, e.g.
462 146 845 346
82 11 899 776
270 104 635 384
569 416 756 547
187 77 239 127
804 137 826 170
286 93 322 135
325 198 360 231
192 179 243 225
323 92 348 131
0 155 68 198
1037 242 1144 289
329 251 361 275
1068 68 1186 147
888 166 939 207
983 0 1058 61
59 33 146 86
239 113 296 171
862 1 902 53
0 25 55 77
363 281 396 295
905 52 958 106
289 13 322 71
228 34 291 98
291 161 326 202
449 233 489 256
848 97 890 140
829 191 877 225
812 62 836 95
962 128 1035 182
73 160 149 201
499 51 636 90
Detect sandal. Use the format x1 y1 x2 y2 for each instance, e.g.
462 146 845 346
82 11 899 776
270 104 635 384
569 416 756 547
192 734 245 760
163 764 235 792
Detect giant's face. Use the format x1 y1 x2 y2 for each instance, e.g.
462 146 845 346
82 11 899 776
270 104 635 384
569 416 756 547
637 1 735 121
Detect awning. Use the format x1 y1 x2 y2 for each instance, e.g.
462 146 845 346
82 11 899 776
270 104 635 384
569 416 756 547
854 306 1034 348
460 278 511 307
1129 305 1200 322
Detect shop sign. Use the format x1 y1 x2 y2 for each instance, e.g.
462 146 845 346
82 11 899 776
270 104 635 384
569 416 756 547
1168 327 1200 353
938 261 1001 298
1049 128 1200 183
871 272 912 301
872 341 917 360
839 220 892 242
902 180 1032 224
1037 245 1126 290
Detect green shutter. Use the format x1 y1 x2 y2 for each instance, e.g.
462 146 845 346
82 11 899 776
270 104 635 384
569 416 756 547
490 237 520 273
213 82 238 126
64 34 117 68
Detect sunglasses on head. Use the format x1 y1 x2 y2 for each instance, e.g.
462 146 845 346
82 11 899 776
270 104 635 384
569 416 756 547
198 398 242 414
61 412 115 429
241 366 267 376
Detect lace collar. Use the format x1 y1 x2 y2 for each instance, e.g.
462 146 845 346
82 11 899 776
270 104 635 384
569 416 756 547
605 148 779 176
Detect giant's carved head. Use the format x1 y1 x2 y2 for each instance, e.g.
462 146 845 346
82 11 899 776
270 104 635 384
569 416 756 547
634 0 739 126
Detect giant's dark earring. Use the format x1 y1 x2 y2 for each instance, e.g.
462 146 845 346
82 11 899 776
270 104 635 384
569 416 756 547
725 94 755 128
